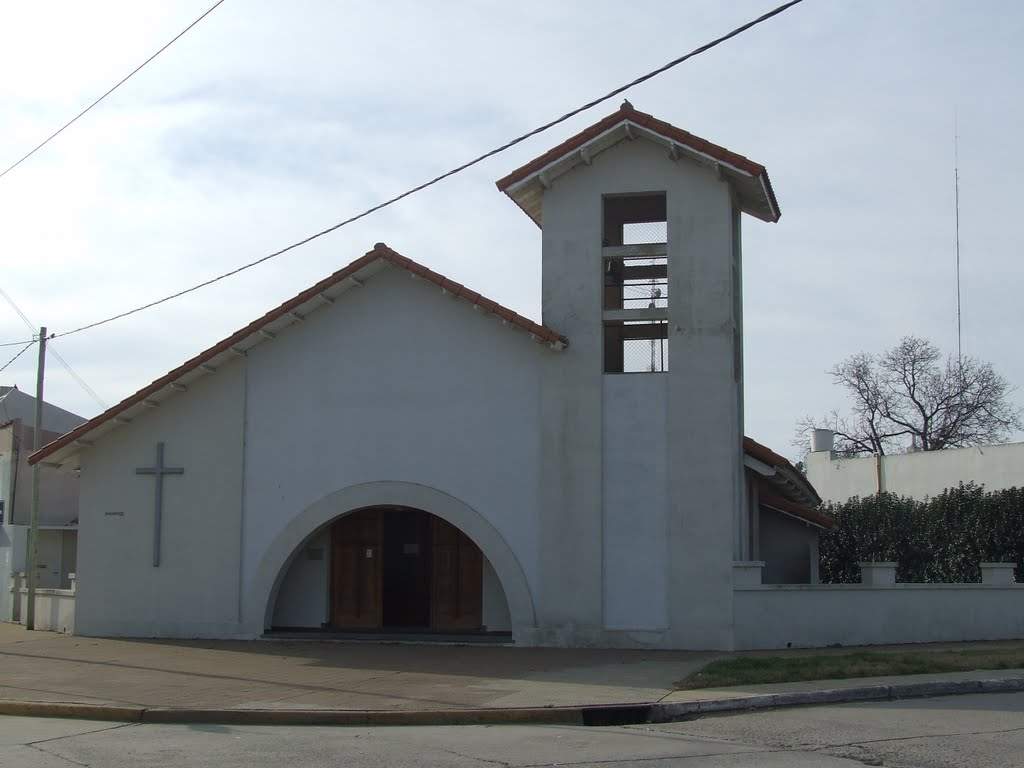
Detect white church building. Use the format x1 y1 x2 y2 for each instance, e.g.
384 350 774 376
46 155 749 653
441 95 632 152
29 104 1023 650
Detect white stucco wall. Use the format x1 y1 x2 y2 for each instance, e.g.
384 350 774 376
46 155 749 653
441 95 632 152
482 557 512 631
271 529 330 628
70 264 536 640
806 442 1024 503
75 363 246 637
241 265 538 636
65 131 766 649
735 584 1024 649
537 136 741 649
602 374 668 630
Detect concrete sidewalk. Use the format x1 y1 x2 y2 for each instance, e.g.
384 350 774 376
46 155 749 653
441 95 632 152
2 624 1023 726
0 624 710 712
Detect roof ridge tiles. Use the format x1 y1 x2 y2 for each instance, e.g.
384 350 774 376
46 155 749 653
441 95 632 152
30 244 567 465
495 104 778 223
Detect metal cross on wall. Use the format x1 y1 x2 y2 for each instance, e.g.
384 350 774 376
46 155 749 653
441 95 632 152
135 442 185 567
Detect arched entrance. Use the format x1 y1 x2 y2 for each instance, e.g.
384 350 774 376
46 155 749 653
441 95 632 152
330 506 483 631
251 481 536 638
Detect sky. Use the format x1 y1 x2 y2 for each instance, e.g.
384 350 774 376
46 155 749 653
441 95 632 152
0 0 1022 461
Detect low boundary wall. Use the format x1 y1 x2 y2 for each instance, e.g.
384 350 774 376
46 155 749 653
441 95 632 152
734 584 1024 650
9 572 76 634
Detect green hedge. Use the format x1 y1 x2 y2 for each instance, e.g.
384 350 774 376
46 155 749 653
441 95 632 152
819 484 1024 583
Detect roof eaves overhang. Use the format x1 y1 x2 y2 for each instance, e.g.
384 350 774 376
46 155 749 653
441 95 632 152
28 262 386 470
497 108 780 227
31 245 568 467
758 483 835 530
761 499 833 531
743 436 822 508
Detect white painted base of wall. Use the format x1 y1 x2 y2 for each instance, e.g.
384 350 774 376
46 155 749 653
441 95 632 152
72 621 257 640
12 587 76 634
516 625 674 649
735 584 1024 650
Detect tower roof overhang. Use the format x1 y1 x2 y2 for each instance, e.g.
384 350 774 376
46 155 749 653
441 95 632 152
495 103 780 227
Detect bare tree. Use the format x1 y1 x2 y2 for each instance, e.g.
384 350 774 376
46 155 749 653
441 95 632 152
797 337 1022 456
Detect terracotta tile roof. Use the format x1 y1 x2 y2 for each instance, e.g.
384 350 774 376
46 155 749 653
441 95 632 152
744 435 824 508
29 244 567 466
743 435 791 470
758 487 836 530
495 102 780 222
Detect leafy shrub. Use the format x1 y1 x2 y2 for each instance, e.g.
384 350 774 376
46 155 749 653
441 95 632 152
819 484 1024 583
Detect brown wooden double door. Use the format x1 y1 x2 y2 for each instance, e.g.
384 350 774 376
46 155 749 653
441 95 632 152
330 507 482 632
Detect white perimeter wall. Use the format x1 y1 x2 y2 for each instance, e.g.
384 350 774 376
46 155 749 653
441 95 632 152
735 585 1024 649
243 265 537 633
602 375 669 630
807 442 1024 503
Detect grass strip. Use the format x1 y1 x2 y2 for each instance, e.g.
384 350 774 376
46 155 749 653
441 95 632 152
679 648 1024 689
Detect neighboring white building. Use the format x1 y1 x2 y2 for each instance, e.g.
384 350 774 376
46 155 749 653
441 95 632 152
27 104 1024 650
806 429 1024 503
0 386 85 621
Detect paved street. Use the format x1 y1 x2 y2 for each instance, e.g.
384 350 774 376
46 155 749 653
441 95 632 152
5 691 1023 767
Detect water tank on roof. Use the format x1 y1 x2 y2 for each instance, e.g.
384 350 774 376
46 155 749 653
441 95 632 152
811 429 834 453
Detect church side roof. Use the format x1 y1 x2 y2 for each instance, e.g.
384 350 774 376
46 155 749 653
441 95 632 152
758 488 835 530
743 435 830 528
29 244 567 467
496 102 780 226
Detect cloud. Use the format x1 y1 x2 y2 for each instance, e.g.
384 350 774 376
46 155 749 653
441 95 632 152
0 0 1021 460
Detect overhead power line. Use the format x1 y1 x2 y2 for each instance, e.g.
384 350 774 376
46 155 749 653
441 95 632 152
0 0 227 182
47 346 108 409
0 337 38 348
4 0 805 345
0 341 35 374
1 286 39 332
0 287 108 409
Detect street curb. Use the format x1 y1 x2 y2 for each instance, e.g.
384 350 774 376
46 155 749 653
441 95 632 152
0 701 145 722
2 676 1022 727
649 676 1024 723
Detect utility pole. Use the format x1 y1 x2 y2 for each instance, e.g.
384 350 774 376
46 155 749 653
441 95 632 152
954 112 962 365
25 326 46 631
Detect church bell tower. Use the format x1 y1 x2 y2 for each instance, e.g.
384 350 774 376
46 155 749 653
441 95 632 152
496 101 780 649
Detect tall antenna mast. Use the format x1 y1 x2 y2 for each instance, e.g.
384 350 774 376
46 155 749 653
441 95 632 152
954 111 962 364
